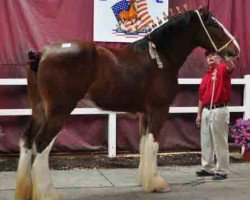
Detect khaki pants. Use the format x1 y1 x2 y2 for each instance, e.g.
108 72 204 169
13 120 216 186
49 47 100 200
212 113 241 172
200 107 230 175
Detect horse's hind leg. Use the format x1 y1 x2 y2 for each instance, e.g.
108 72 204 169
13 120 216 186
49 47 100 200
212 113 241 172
15 120 35 200
31 97 79 200
16 118 45 200
31 115 65 200
15 71 45 200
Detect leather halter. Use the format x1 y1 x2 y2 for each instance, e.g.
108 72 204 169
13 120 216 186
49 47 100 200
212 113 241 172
195 10 237 53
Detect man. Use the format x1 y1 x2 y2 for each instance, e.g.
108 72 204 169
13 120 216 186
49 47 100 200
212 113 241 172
195 51 235 180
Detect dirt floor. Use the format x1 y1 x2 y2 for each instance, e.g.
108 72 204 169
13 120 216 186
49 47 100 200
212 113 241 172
0 152 245 172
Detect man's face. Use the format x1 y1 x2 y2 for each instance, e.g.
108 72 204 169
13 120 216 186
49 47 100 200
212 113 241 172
207 54 222 65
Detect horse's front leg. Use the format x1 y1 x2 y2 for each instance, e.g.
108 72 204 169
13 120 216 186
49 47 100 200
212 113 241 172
138 106 170 192
138 113 148 186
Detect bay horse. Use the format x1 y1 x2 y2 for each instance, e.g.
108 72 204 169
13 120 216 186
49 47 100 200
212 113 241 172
15 8 239 200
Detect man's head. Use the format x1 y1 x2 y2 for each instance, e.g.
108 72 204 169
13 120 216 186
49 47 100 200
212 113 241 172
205 50 222 65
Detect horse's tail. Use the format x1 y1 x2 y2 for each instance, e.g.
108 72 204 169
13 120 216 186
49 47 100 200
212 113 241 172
28 50 41 72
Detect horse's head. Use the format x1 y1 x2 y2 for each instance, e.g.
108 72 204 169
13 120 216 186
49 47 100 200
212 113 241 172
195 8 240 60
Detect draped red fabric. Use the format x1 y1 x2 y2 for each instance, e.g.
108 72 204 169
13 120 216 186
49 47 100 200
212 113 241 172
0 0 248 153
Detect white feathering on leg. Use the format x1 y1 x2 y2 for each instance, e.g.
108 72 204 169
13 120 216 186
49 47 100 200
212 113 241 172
138 134 146 185
15 140 33 200
32 138 61 200
141 134 156 191
140 134 169 192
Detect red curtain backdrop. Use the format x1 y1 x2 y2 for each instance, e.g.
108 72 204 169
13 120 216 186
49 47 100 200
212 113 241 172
0 0 248 153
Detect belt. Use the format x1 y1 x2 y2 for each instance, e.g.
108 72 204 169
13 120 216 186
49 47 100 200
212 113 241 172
204 104 227 110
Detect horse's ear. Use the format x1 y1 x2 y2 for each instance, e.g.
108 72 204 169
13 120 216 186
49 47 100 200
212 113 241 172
198 5 210 21
198 5 209 14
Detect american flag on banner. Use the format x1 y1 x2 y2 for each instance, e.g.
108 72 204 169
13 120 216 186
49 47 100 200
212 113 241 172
136 0 154 30
94 0 168 42
111 0 154 32
111 0 135 32
111 0 130 21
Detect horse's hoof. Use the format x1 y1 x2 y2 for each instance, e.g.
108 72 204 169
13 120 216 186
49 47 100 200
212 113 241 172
152 175 170 192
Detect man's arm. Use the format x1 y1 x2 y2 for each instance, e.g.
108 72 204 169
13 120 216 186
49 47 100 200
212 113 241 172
196 100 204 128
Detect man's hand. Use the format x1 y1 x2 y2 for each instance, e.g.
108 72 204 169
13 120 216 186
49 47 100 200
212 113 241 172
225 59 236 72
195 115 201 128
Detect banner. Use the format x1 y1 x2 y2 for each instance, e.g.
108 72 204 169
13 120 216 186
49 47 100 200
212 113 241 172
94 0 169 43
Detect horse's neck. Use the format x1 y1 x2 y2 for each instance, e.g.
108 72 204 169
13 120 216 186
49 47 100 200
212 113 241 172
154 29 198 70
129 37 196 71
165 40 196 70
128 12 200 69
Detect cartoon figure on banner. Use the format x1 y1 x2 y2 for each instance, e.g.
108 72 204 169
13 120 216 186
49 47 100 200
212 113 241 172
112 0 154 35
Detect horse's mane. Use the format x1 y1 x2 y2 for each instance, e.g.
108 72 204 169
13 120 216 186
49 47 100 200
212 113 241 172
132 10 195 52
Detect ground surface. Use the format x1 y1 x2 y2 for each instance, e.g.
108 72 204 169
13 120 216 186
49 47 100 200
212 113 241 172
0 152 244 172
1 163 250 200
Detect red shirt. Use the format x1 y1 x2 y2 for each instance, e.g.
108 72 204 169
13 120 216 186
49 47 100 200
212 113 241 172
199 63 232 106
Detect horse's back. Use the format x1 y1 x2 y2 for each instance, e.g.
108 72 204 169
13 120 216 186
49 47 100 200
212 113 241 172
40 41 96 62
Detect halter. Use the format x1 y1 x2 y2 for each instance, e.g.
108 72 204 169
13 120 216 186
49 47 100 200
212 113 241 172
148 10 240 69
195 10 240 53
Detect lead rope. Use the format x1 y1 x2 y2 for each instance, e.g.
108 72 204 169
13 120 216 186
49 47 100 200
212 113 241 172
210 68 217 110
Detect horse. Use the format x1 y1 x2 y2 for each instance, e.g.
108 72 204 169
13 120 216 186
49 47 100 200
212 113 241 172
119 0 137 22
15 8 240 200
